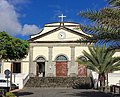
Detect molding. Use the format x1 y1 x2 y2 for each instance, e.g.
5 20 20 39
4 60 29 62
45 25 80 27
44 22 80 26
30 42 92 47
29 26 90 41
30 41 91 43
54 54 69 61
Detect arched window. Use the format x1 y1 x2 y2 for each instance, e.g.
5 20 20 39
78 56 87 62
56 55 68 61
36 57 45 62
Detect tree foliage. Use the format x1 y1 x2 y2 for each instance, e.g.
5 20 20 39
77 45 120 89
0 31 29 61
77 46 120 74
78 0 120 48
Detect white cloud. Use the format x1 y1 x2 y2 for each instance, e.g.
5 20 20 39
22 24 41 36
0 0 40 36
0 0 22 35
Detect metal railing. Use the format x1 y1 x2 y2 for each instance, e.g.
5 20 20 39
23 74 29 86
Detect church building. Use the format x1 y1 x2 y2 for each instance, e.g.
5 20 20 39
28 21 90 77
1 15 91 78
1 15 120 89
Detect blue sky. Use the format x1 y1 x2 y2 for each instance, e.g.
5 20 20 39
0 0 107 40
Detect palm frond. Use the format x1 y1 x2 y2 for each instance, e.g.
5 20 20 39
77 46 120 75
108 0 120 7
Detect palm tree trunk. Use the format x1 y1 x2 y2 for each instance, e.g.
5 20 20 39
103 75 106 92
99 74 102 91
100 80 103 91
99 74 105 91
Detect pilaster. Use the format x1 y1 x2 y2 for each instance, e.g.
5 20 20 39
69 46 77 76
71 46 75 66
29 46 34 76
47 46 54 75
48 46 53 63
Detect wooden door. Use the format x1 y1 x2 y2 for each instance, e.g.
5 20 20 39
78 65 87 77
56 62 67 77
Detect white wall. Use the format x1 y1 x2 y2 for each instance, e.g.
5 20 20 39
53 47 71 60
33 47 48 60
92 71 120 86
0 73 29 89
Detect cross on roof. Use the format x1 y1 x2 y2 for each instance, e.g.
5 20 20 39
58 14 66 22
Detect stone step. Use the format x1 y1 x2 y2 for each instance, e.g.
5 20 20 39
25 77 93 89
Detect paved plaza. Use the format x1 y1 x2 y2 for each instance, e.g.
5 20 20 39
13 88 112 97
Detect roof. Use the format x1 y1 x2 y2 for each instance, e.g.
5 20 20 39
29 22 90 42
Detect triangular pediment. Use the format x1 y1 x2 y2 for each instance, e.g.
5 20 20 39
29 22 90 42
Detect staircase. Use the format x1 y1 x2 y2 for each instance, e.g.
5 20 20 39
25 77 93 89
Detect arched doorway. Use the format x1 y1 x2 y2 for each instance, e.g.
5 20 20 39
36 57 45 77
55 55 68 77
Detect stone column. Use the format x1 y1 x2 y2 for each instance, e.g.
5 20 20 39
47 46 54 77
29 46 34 77
70 46 77 77
71 46 75 66
48 46 53 65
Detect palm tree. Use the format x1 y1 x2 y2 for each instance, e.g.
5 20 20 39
78 0 120 49
77 45 120 91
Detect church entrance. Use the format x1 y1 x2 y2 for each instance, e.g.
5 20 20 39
36 57 45 77
37 62 45 77
56 55 68 77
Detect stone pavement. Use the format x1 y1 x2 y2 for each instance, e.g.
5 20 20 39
13 88 112 97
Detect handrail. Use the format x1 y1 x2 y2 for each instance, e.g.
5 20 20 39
23 74 29 86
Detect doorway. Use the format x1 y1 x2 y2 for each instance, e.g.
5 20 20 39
56 62 67 77
37 62 45 77
36 56 46 77
55 55 68 77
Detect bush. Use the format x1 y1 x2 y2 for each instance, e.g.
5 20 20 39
5 92 15 97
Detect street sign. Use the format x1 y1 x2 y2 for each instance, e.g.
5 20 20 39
4 69 11 87
4 69 11 76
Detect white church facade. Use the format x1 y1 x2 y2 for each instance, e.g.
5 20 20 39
28 22 91 77
0 16 120 88
0 21 91 77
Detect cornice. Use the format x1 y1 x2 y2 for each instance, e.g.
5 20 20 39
29 26 90 41
30 41 92 47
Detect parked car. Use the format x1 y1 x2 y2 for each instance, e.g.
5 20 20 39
0 79 19 90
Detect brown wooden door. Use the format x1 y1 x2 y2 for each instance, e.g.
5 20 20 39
56 62 67 77
78 64 87 77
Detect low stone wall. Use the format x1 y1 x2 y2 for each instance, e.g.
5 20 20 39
25 77 92 89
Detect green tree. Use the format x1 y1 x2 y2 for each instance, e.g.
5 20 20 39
0 32 11 60
78 0 120 48
0 31 29 60
0 31 29 89
77 46 120 91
